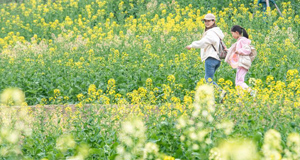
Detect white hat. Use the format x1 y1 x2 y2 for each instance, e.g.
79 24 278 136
202 13 216 21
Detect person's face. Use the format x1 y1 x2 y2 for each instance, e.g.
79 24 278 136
204 19 214 28
231 31 240 39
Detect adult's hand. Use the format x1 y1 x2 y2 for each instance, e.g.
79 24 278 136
186 46 192 50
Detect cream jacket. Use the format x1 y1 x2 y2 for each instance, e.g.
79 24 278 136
188 27 224 62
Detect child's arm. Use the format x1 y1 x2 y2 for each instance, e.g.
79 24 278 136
236 39 251 55
235 40 251 56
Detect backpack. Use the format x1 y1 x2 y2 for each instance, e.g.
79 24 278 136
211 38 227 59
249 45 257 62
242 44 257 62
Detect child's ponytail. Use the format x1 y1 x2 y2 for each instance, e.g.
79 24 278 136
231 25 249 39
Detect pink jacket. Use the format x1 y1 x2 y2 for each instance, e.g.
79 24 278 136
236 37 251 56
225 37 252 69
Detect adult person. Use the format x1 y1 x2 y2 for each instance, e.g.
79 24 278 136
186 13 226 101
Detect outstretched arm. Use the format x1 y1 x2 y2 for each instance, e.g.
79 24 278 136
186 31 218 49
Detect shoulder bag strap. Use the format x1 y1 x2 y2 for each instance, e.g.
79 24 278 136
209 30 222 51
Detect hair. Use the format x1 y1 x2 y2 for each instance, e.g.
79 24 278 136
205 20 217 31
231 25 249 39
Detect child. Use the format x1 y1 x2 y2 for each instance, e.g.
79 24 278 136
225 25 253 90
